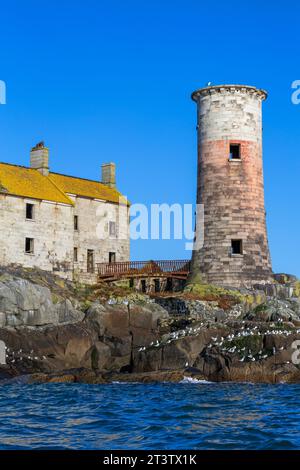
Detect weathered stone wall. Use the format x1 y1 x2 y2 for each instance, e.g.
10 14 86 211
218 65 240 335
0 193 130 284
0 193 74 278
71 196 130 283
190 85 272 287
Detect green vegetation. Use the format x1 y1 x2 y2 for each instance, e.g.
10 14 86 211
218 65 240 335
253 303 269 313
184 281 265 310
294 281 300 298
223 334 263 355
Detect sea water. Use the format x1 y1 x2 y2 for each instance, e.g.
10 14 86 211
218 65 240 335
0 380 300 450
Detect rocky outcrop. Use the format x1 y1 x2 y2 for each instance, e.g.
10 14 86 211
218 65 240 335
0 323 94 374
1 267 300 384
133 328 226 373
55 299 84 324
85 300 169 371
154 296 243 321
0 277 58 326
28 369 190 384
0 275 84 327
0 277 171 377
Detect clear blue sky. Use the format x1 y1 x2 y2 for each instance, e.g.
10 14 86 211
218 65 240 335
0 0 299 276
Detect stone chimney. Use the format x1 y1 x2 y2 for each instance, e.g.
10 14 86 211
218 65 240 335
30 141 49 176
101 162 116 188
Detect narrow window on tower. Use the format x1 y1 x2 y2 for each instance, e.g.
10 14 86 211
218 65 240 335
231 239 243 255
74 247 78 262
74 215 79 231
229 144 241 160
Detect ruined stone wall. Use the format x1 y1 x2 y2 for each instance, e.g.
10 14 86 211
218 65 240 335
190 85 272 287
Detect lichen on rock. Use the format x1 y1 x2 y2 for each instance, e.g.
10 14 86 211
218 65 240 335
1 266 300 384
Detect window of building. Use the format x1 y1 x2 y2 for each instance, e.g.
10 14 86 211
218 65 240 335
26 203 34 220
129 278 134 288
74 247 78 262
154 279 160 293
74 215 79 231
231 239 243 255
229 144 241 160
87 249 94 273
109 221 116 237
25 238 34 254
109 252 116 263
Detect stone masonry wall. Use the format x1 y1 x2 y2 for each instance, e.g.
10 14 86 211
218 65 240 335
0 194 73 278
0 194 130 284
71 196 130 283
190 85 272 287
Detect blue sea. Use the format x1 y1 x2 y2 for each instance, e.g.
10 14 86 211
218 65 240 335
0 379 300 450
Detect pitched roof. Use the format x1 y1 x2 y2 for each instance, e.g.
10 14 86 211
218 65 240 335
0 163 127 205
0 163 73 205
49 172 126 204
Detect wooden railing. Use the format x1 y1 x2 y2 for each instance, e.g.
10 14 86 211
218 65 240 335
97 259 191 279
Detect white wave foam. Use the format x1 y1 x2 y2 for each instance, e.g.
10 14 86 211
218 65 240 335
180 376 213 384
111 381 140 384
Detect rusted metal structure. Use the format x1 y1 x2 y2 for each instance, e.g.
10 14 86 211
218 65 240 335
97 259 191 282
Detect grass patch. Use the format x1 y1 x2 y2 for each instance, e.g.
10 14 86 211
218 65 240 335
294 281 300 297
184 282 265 310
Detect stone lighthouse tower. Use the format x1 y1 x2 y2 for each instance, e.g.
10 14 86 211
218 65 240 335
190 84 272 287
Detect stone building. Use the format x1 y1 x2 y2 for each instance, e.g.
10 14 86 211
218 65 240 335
190 84 272 287
0 142 130 283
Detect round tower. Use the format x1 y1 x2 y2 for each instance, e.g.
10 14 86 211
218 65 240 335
190 84 272 287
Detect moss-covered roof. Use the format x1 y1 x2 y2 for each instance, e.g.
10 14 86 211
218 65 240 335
0 162 127 205
49 172 126 204
0 163 73 205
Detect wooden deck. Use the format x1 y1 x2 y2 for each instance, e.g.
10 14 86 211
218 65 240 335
97 260 191 282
